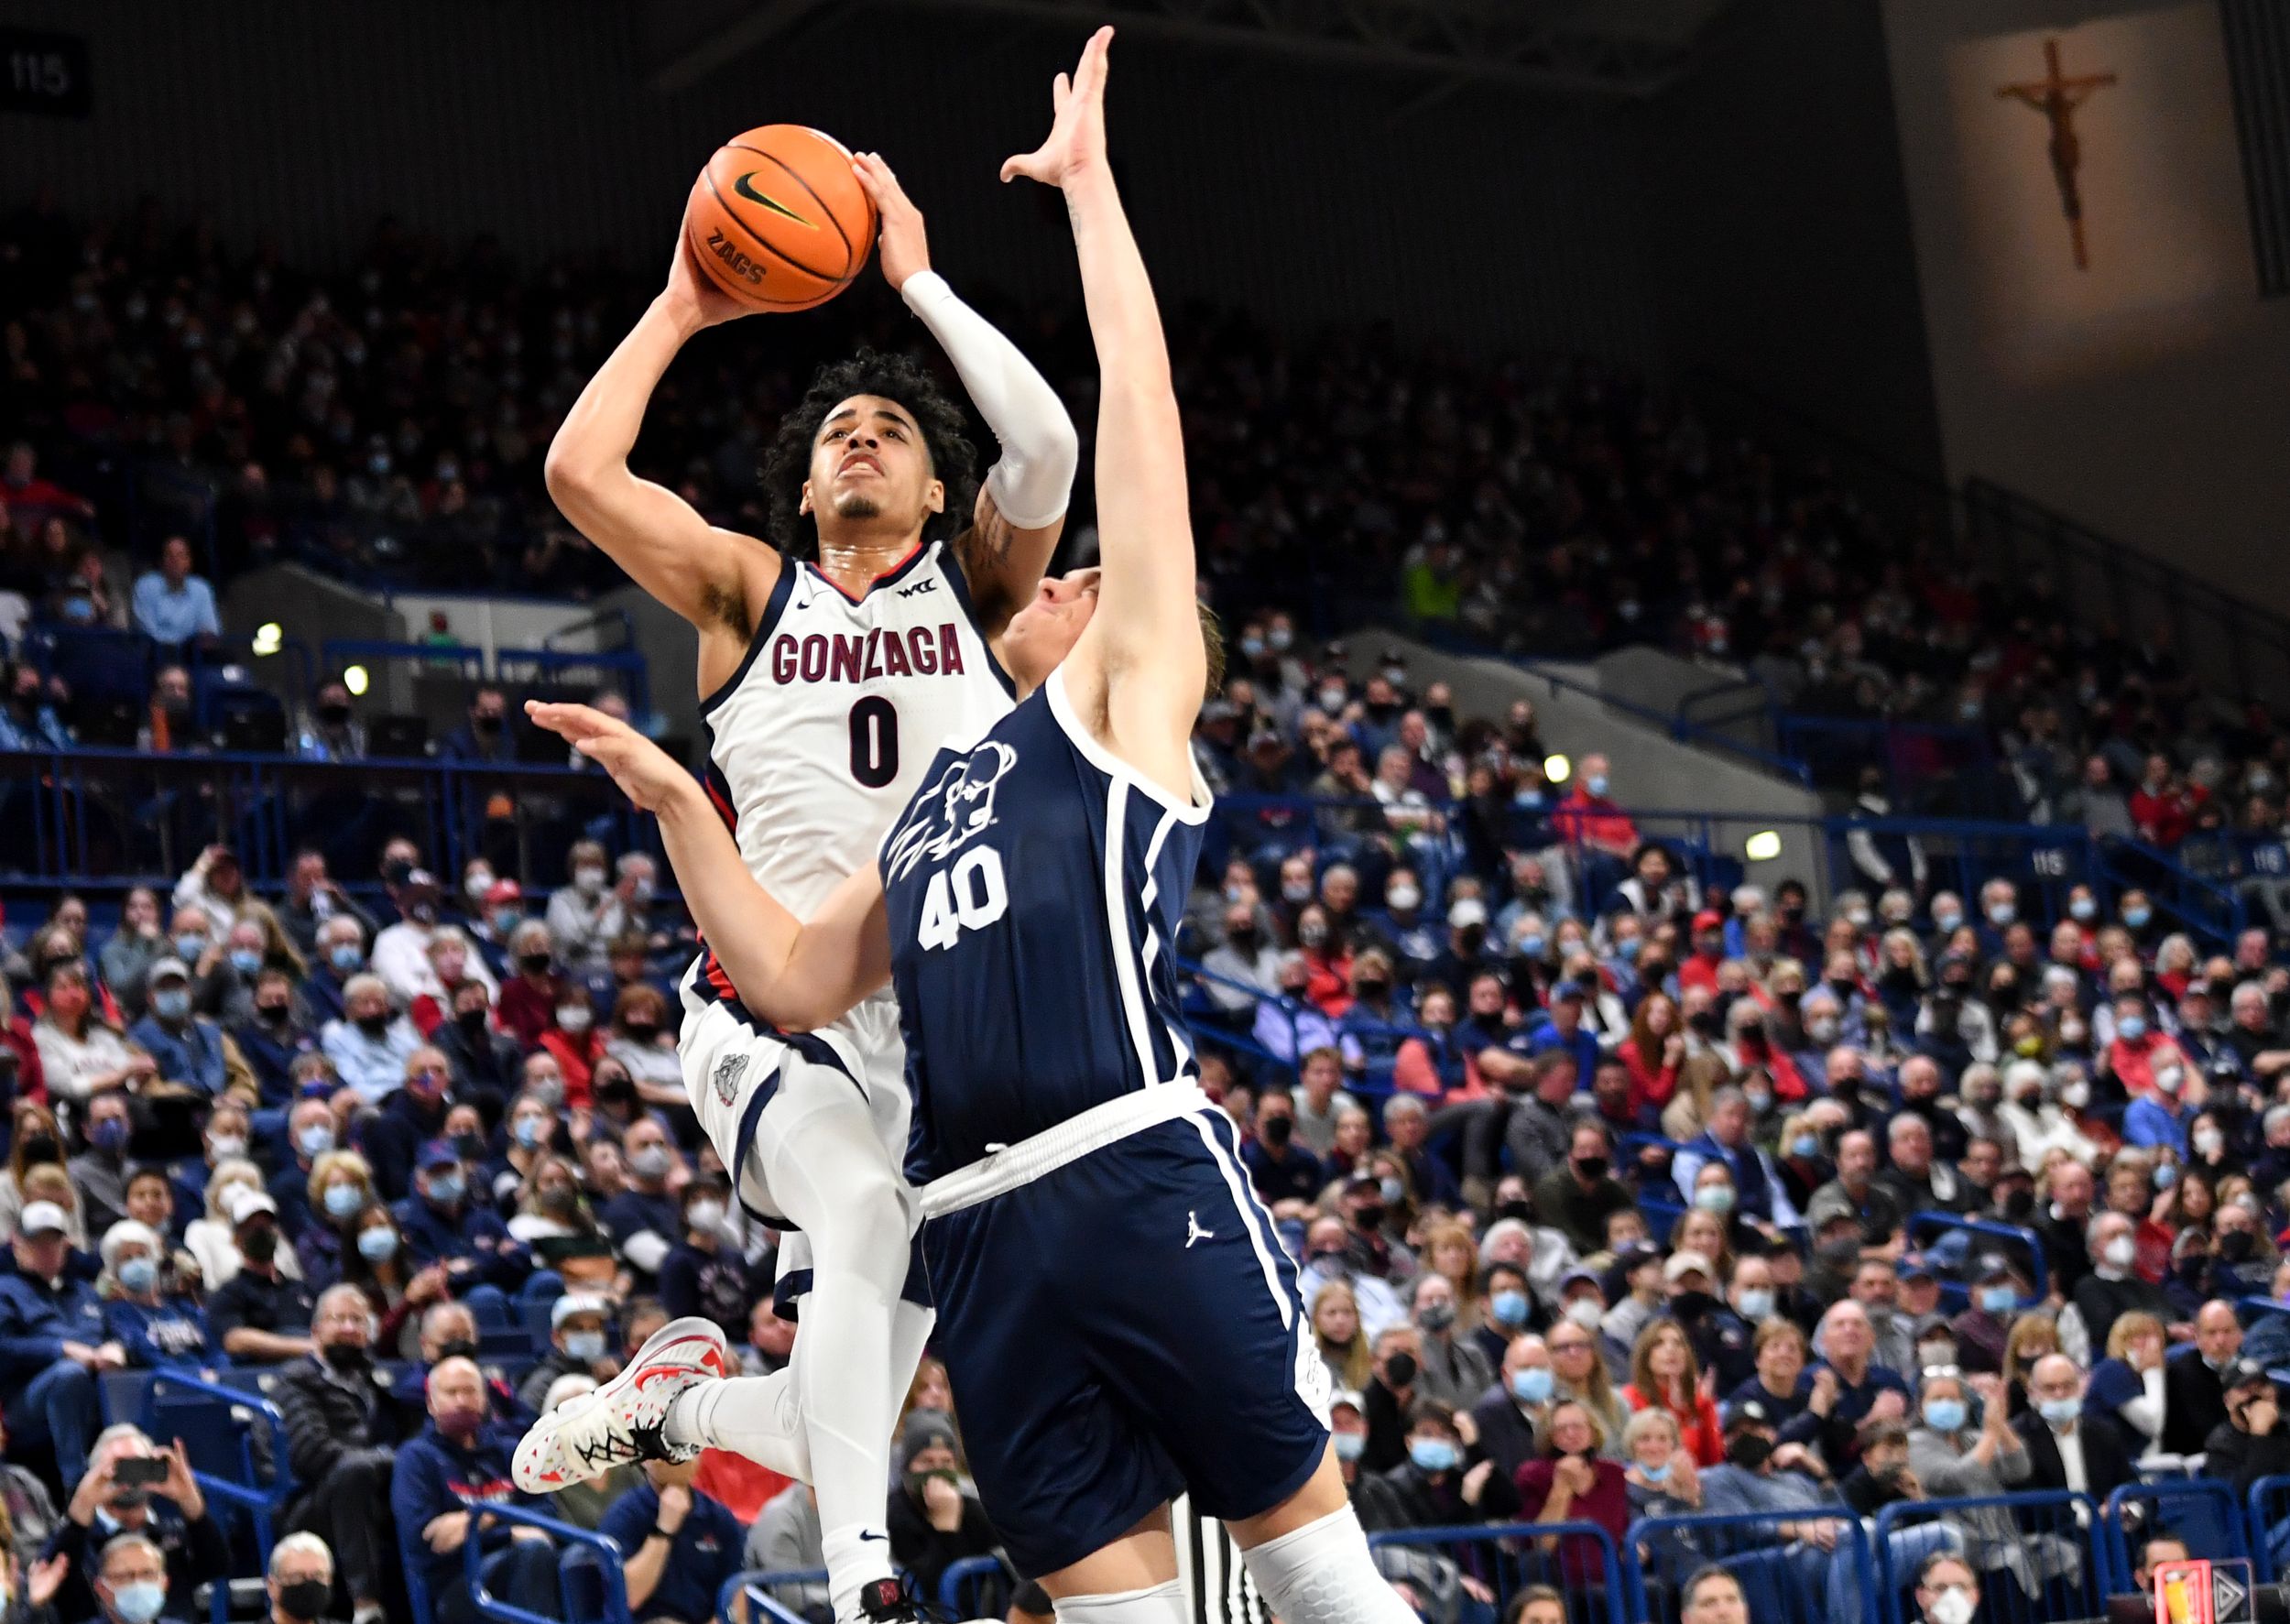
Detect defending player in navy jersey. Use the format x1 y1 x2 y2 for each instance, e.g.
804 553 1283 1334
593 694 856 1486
532 149 1074 1624
521 30 1416 1624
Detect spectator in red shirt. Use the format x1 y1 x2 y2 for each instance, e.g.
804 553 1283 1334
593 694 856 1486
2 442 94 527
2130 754 2205 848
495 920 569 1051
1551 753 1639 857
2105 994 2193 1099
1620 991 1684 1115
1678 911 1728 996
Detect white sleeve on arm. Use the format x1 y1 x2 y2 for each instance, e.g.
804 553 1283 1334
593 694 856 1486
900 271 1077 529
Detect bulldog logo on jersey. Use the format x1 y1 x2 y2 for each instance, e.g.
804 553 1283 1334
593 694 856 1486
712 1052 749 1107
884 741 1018 882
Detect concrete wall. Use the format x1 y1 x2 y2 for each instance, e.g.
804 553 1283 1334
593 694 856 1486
1338 633 1829 897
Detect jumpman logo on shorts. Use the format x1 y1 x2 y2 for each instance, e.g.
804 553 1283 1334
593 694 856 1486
1186 1210 1216 1248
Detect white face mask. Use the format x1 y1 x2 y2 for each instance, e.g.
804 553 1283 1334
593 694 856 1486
556 1005 593 1034
1565 1298 1605 1330
2104 1236 2137 1270
1928 1586 1976 1624
687 1200 725 1233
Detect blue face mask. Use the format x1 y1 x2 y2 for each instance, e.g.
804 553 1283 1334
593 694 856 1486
1618 937 1642 962
1521 935 1546 958
1379 1176 1404 1206
1936 911 1964 935
173 933 206 961
2124 907 2152 930
1923 1399 1967 1433
117 1257 157 1295
1511 1367 1554 1404
1736 1288 1775 1322
324 1183 365 1220
563 1330 605 1363
1586 775 1610 798
1979 1285 2017 1313
298 1124 335 1160
1490 1290 1529 1327
1638 1459 1672 1484
229 948 263 975
1333 1432 1366 1463
330 944 363 973
512 1117 545 1149
2037 1397 2081 1426
109 1581 167 1624
1791 1134 1820 1160
356 1227 398 1262
152 989 191 1021
490 908 521 936
426 1174 464 1207
1408 1438 1459 1474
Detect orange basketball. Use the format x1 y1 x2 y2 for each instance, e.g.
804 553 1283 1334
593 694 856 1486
686 125 877 312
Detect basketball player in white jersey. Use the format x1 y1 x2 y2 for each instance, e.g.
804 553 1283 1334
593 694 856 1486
531 156 1076 1624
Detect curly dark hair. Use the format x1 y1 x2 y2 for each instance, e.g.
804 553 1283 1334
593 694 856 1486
759 349 978 561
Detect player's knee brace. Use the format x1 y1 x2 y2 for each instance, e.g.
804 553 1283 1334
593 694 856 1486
1240 1507 1421 1624
1049 1580 1186 1624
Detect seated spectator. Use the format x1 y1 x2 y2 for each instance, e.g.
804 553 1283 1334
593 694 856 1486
301 917 370 1030
545 843 625 973
79 1529 191 1624
96 1222 207 1370
599 1117 682 1283
1791 1301 1911 1469
1533 1120 1632 1255
0 1202 113 1483
129 538 219 648
505 1151 616 1294
262 1533 338 1624
275 1286 398 1624
2013 1354 2136 1501
360 1047 455 1202
1409 1273 1492 1411
516 1294 619 1415
605 983 682 1106
878 1411 997 1608
747 1480 829 1621
68 1094 136 1237
1470 1334 1552 1483
32 965 154 1127
393 1142 529 1298
205 1190 316 1365
2063 1211 2175 1361
2085 1310 2167 1457
1673 1087 1799 1230
1358 1398 1521 1531
1243 1088 1325 1208
1511 1399 1626 1568
1622 1318 1723 1467
2201 1359 2290 1493
389 1357 559 1624
97 890 166 1025
321 975 421 1106
234 969 321 1106
46 1429 227 1624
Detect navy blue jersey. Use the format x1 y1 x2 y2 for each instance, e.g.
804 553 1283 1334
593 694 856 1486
880 669 1209 1183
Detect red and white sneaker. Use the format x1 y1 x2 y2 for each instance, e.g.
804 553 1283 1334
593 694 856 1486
513 1315 729 1491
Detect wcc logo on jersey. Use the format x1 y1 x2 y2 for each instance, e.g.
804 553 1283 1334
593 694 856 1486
884 741 1017 883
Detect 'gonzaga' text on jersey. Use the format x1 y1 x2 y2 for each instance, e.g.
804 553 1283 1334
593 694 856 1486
879 666 1211 1183
701 540 1015 921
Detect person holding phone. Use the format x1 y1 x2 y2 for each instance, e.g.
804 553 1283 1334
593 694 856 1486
40 1427 227 1624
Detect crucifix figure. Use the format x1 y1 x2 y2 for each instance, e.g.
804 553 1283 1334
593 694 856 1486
1997 38 2119 270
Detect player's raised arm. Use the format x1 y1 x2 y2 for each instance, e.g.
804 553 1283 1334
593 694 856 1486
543 198 778 642
1003 30 1205 789
853 155 1077 633
527 703 890 1031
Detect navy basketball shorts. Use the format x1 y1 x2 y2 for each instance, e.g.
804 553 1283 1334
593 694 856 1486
920 1106 1333 1580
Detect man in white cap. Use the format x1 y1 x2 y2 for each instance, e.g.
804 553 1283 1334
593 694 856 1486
0 1201 118 1479
204 1191 314 1365
516 1294 621 1413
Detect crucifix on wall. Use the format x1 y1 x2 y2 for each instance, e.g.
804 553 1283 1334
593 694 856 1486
1997 38 2120 270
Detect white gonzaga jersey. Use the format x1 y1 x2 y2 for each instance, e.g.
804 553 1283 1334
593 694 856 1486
699 540 1015 921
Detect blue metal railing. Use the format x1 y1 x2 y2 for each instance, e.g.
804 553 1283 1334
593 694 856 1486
2104 1480 2250 1585
1372 1520 1627 1624
938 1554 1012 1618
1625 1506 1880 1624
717 1569 824 1624
462 1501 630 1624
142 1370 298 1557
1871 1490 2108 1624
1904 1215 2047 1312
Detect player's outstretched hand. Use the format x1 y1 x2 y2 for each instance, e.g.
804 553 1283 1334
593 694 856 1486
1001 26 1110 190
851 153 931 289
526 701 699 815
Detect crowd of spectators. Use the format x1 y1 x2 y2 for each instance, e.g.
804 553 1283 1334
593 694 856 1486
8 194 2290 1624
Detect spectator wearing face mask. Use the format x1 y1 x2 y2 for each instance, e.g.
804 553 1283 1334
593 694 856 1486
544 843 626 974
597 1118 682 1282
1356 1398 1521 1534
2199 1359 2290 1493
1409 1274 1493 1411
1362 1328 1423 1472
432 983 521 1106
392 1144 529 1297
658 1177 752 1341
1297 1215 1408 1345
125 960 234 1106
97 1222 207 1372
205 1190 316 1366
300 918 369 1030
320 977 420 1106
1242 1089 1325 1208
231 969 319 1106
1911 1553 1982 1624
390 1357 559 1624
515 1294 619 1415
1471 1334 1554 1481
535 983 609 1106
873 1411 997 1606
273 1286 397 1624
2061 1211 2175 1364
360 1049 456 1203
2014 1355 2136 1500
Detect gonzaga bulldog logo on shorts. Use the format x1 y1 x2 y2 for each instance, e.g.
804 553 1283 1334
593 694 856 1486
712 1052 749 1107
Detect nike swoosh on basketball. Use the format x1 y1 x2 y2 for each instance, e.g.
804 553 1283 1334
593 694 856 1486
734 172 813 227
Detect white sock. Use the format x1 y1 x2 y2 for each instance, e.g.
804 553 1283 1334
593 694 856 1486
664 1299 936 1485
666 1374 807 1478
750 1080 914 1624
1051 1580 1187 1623
1240 1506 1420 1624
